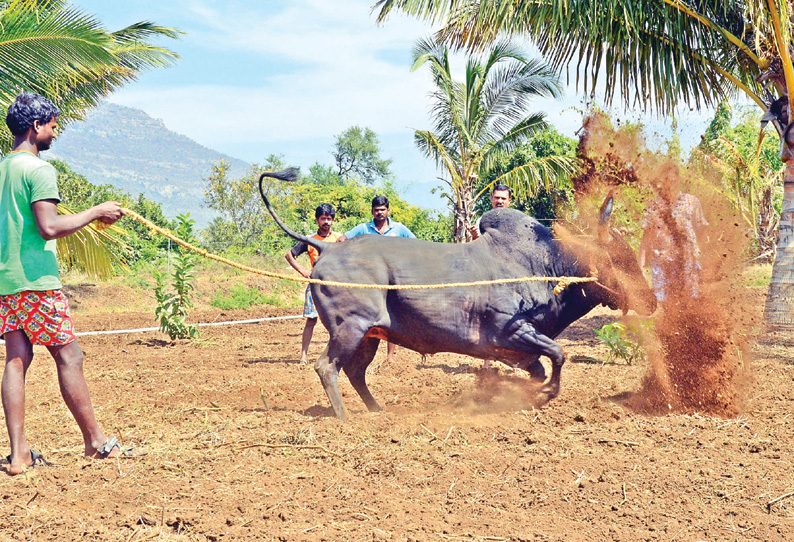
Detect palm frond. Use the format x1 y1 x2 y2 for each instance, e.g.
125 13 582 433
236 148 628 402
484 112 550 155
375 0 463 24
414 129 461 176
0 1 179 152
55 204 130 279
479 155 577 202
478 60 560 144
386 0 761 115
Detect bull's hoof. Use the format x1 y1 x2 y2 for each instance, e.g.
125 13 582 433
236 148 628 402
538 384 560 404
364 402 383 413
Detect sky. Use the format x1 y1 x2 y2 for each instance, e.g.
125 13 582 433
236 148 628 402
71 0 713 211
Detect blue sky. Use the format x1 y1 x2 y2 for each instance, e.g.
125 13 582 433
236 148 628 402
72 0 713 211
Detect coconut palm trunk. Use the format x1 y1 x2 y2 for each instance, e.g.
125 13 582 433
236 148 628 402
453 182 476 243
765 163 794 326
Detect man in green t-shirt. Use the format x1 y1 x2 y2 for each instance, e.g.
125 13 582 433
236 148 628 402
0 92 136 475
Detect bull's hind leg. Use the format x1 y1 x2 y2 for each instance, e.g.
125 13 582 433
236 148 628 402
315 344 348 420
342 337 381 412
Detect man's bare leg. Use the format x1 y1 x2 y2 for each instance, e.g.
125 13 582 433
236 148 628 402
48 341 118 459
387 341 396 364
300 318 318 364
2 331 34 475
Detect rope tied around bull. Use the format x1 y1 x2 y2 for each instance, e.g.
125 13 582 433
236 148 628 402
119 208 597 293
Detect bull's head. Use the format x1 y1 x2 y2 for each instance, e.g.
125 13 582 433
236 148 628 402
592 193 657 316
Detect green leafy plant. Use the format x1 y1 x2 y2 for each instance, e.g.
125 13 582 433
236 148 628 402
154 215 199 340
595 321 648 365
211 284 269 310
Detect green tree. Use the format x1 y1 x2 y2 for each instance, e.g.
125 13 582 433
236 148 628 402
375 0 794 324
333 126 393 184
474 126 577 222
695 105 783 261
410 37 574 242
307 163 344 186
154 214 198 341
204 160 280 249
203 155 307 254
0 0 180 152
53 160 174 265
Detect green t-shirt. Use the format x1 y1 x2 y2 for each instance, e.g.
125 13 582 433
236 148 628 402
0 151 61 295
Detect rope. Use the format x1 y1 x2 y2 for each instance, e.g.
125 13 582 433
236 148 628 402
0 315 304 345
120 208 596 294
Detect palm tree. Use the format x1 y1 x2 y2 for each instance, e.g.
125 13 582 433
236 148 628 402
0 0 180 277
411 37 574 242
0 0 180 150
376 0 794 326
696 103 783 262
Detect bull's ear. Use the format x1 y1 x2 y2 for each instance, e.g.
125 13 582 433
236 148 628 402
599 192 614 225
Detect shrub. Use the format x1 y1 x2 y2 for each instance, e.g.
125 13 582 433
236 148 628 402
595 321 648 365
153 215 199 340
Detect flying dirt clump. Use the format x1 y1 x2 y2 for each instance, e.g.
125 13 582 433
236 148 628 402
571 112 753 416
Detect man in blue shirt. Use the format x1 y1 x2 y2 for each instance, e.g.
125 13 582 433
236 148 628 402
345 195 416 239
345 195 415 364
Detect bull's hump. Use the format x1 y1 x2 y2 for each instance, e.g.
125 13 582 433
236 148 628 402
480 209 550 240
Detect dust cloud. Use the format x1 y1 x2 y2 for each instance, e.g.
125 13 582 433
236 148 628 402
571 113 755 417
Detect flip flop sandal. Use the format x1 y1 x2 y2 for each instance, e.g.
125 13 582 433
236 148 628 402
28 449 50 467
4 449 51 468
97 437 145 458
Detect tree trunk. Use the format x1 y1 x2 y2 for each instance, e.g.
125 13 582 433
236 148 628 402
765 163 794 326
757 185 779 263
452 183 476 243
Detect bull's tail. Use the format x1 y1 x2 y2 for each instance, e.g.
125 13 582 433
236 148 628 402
258 169 327 253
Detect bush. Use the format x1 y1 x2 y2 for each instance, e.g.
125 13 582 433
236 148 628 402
595 321 648 365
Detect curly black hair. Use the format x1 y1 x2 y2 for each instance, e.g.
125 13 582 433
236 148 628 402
6 92 60 136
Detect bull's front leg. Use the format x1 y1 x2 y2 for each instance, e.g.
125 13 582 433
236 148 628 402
515 353 546 382
501 322 565 403
315 344 348 420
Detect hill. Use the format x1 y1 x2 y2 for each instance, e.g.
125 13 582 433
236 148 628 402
42 103 250 226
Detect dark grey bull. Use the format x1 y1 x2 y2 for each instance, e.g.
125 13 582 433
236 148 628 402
260 170 656 420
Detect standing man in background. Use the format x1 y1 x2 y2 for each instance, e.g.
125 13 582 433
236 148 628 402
286 203 346 364
469 183 513 240
639 166 708 302
346 195 415 364
0 92 135 475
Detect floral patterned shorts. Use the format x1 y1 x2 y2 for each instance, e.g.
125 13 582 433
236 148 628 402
0 290 76 346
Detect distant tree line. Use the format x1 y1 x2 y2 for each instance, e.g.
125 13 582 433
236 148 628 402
202 126 454 255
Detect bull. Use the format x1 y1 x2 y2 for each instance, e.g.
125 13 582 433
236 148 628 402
260 170 656 420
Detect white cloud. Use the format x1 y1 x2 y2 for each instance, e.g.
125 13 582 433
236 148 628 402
106 1 450 156
98 0 707 173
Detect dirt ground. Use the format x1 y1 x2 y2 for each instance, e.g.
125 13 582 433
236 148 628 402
0 280 793 541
